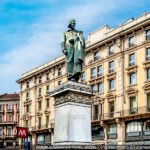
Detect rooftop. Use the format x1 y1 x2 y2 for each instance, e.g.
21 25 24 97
0 93 19 99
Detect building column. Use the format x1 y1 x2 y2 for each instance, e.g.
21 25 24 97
116 119 125 145
51 130 54 144
32 133 37 146
19 138 22 146
103 124 108 144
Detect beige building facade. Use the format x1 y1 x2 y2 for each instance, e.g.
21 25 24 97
17 12 150 146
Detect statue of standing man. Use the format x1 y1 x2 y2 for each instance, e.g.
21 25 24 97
61 19 85 82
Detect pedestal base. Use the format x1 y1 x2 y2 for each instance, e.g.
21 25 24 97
36 145 98 150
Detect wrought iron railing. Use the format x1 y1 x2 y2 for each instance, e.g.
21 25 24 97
92 106 150 121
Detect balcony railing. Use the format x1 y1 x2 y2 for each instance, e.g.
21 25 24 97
146 35 150 40
109 68 114 73
129 43 134 47
129 62 135 67
101 106 150 120
146 56 150 61
97 72 102 77
94 56 99 61
91 75 96 79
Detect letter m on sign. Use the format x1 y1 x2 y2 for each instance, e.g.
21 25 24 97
17 127 28 138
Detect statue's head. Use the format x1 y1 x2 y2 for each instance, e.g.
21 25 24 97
68 19 76 29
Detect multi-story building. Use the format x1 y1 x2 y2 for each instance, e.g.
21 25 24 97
0 93 20 147
17 12 150 146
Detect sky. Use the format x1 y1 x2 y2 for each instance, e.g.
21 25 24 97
0 0 150 94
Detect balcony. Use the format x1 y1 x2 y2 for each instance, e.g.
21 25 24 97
0 121 16 125
94 56 99 61
30 122 54 131
102 106 150 120
109 68 114 73
7 109 13 113
97 72 102 77
146 56 150 61
91 75 96 79
146 35 150 40
129 43 134 47
129 62 135 67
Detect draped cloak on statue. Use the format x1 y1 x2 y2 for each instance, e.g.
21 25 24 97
61 29 85 81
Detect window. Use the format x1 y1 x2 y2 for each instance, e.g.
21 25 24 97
126 121 141 133
92 126 104 139
0 116 2 122
81 72 85 82
38 117 41 129
98 83 103 94
147 94 150 111
109 61 114 73
91 68 96 79
46 99 49 108
109 79 114 90
97 66 102 77
94 51 99 61
130 97 136 114
0 129 2 135
0 105 3 111
94 105 99 120
8 128 11 136
46 115 49 127
129 36 134 47
46 85 50 94
26 92 29 100
58 81 61 85
8 115 12 122
39 76 42 83
146 29 150 40
145 121 150 131
129 53 135 66
108 124 117 137
109 45 114 55
39 88 42 96
146 48 150 61
130 73 135 85
58 68 62 76
25 120 28 128
38 101 42 110
147 68 150 80
26 81 29 88
8 104 12 110
92 85 96 91
109 101 114 118
26 105 29 113
46 73 50 80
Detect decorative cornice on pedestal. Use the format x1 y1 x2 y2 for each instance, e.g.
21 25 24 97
50 81 94 105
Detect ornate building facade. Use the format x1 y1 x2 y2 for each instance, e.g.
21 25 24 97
0 93 20 147
17 12 150 146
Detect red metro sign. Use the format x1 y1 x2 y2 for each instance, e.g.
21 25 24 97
17 127 28 138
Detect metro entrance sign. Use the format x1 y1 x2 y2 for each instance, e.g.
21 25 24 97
17 127 28 138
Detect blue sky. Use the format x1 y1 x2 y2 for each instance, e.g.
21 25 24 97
0 0 150 94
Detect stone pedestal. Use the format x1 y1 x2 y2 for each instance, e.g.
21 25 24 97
50 81 94 146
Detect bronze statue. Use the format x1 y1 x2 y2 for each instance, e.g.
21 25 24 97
61 19 85 82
